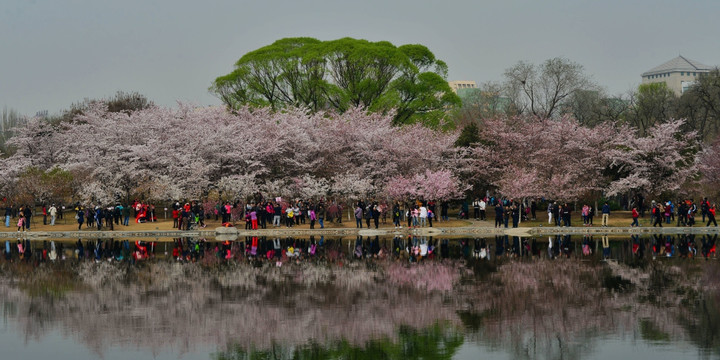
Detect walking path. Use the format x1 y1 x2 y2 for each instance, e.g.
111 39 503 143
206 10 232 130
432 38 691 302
2 219 719 240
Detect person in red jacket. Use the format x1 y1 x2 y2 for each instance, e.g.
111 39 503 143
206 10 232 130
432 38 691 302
631 207 639 227
707 204 717 227
172 209 179 228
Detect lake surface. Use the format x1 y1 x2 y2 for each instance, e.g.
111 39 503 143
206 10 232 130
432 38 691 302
0 235 719 359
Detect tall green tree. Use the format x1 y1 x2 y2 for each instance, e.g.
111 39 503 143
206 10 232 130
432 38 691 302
678 68 720 141
626 82 677 136
210 37 460 127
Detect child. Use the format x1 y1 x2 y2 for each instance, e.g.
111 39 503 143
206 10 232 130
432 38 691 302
17 214 25 232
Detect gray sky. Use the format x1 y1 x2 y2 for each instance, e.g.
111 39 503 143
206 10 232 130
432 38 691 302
2 0 719 116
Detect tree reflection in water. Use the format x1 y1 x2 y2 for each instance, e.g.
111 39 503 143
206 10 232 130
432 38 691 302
0 241 719 359
214 324 463 360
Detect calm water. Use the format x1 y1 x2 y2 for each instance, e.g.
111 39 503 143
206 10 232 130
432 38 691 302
0 235 718 359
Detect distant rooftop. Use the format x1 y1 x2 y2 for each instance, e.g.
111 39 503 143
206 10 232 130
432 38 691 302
642 55 712 76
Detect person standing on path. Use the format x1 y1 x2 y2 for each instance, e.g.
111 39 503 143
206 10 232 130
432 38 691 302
473 198 480 220
441 201 449 222
23 206 32 231
308 208 316 229
76 207 84 230
547 202 554 225
601 202 610 227
49 204 57 226
365 204 373 228
653 204 664 227
707 204 718 227
122 205 130 226
419 204 428 227
316 204 325 229
631 207 639 227
355 204 363 228
392 202 401 229
372 203 380 229
479 198 486 221
4 205 11 227
494 203 503 228
511 203 519 228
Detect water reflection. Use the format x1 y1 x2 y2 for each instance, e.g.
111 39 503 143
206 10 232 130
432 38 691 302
0 235 719 359
214 324 464 360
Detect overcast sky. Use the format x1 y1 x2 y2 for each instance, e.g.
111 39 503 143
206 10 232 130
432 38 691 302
2 0 719 116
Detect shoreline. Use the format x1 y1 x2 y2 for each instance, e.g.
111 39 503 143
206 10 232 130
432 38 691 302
1 225 720 240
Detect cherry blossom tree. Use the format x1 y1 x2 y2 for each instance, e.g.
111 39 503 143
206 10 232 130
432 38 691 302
472 115 699 201
385 176 418 201
384 169 467 202
415 169 468 201
473 115 616 201
698 136 720 197
0 102 466 204
603 119 698 197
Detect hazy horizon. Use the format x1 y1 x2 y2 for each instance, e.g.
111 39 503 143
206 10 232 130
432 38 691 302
2 0 719 116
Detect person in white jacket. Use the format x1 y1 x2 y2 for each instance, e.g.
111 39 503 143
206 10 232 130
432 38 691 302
48 204 58 226
479 199 486 220
419 205 428 227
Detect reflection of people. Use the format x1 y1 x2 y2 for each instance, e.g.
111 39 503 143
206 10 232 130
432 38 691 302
602 236 610 259
547 237 553 259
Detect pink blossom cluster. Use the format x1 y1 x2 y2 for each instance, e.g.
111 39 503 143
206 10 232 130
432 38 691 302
473 116 699 200
1 105 460 202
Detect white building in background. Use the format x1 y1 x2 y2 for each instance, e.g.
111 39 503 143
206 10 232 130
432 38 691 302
448 80 477 93
641 55 713 96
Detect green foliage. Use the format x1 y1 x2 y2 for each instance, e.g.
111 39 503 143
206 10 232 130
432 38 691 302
626 82 677 136
211 37 459 128
213 323 463 360
454 122 480 147
678 68 720 141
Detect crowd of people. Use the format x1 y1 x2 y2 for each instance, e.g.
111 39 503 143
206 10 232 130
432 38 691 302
643 198 719 228
4 194 720 233
4 204 62 231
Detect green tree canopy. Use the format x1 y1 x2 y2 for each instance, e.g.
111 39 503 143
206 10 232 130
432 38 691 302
210 37 460 127
626 82 677 136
